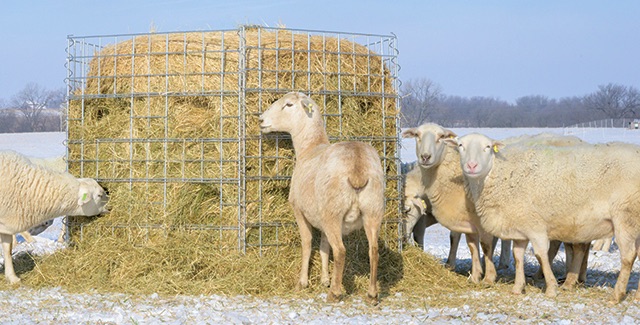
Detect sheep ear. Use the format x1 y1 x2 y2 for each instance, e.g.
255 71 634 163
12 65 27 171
78 186 91 206
492 141 505 153
443 137 459 148
443 128 457 139
301 98 314 114
401 128 419 139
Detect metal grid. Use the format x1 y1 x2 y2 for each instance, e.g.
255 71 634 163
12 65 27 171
65 26 402 252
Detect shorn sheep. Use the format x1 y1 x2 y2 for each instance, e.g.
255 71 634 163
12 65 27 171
259 92 384 304
0 150 109 284
402 123 511 283
451 134 640 302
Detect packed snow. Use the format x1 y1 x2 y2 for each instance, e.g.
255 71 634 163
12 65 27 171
1 127 640 323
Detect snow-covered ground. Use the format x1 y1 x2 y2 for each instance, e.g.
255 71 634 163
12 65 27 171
2 127 640 323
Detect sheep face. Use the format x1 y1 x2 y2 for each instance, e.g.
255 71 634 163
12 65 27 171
402 123 456 169
75 178 109 216
453 133 504 180
259 92 316 134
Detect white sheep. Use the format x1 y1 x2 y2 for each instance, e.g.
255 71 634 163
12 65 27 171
451 134 640 302
403 164 463 269
402 123 512 284
259 92 384 304
0 150 109 284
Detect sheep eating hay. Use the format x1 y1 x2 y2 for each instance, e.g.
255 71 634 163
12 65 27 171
451 134 640 302
259 92 384 304
0 150 109 284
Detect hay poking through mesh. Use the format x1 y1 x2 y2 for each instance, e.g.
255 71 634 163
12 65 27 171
57 27 402 298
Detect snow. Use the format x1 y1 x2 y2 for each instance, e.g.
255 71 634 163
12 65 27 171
2 128 640 323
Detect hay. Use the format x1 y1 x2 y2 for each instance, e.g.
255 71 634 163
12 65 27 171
59 26 401 295
21 237 472 300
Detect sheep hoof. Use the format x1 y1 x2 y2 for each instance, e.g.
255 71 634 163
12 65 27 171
610 292 625 305
6 277 21 285
365 293 379 306
544 288 558 298
321 278 331 288
326 291 342 303
295 282 308 291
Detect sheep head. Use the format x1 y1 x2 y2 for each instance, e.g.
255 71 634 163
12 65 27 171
74 178 110 216
401 123 456 169
259 92 318 134
448 133 504 180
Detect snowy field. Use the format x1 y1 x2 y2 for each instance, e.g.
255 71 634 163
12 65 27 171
2 128 640 323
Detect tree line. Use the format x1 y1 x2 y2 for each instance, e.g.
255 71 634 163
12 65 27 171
400 79 640 128
2 80 639 132
0 83 65 133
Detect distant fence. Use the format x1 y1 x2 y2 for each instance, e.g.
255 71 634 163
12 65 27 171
565 118 639 129
563 118 640 144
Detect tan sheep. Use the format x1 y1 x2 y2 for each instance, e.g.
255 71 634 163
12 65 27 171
259 92 384 304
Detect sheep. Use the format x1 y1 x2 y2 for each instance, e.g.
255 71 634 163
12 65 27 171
402 123 513 284
403 164 462 268
403 163 515 272
0 150 109 284
450 134 640 302
259 92 384 304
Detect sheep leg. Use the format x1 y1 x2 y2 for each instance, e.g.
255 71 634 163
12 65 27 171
533 240 561 280
319 233 331 287
445 231 461 270
324 228 346 303
601 237 612 252
411 214 429 248
561 242 589 290
634 241 640 302
578 243 590 284
479 232 497 284
363 217 380 305
464 233 483 284
1 233 20 284
612 232 636 303
511 239 528 295
498 239 512 270
529 237 558 297
294 211 314 290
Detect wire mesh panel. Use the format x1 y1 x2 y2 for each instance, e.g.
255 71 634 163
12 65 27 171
65 26 402 253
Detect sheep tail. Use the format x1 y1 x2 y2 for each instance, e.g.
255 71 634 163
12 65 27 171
348 174 369 192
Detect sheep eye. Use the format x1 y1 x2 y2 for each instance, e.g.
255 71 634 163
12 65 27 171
284 102 294 107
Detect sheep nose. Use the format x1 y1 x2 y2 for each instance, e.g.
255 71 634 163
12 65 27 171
420 153 431 164
466 161 478 172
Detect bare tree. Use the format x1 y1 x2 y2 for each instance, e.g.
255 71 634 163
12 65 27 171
10 83 63 132
583 83 640 119
400 78 442 127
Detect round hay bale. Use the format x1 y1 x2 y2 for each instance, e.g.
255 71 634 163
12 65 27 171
64 28 401 293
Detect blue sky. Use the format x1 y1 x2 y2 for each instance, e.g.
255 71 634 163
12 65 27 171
0 0 638 103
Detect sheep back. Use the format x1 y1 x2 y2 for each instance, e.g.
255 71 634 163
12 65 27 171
472 142 640 243
289 141 384 235
0 151 80 234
